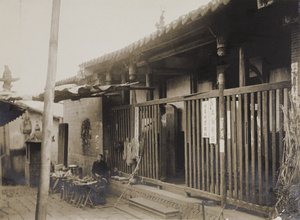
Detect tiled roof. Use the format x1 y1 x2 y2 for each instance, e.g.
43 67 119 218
78 0 231 69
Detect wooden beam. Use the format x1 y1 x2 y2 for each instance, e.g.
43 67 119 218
150 38 216 63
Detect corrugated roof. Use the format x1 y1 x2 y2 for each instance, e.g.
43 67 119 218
78 0 231 69
0 101 26 126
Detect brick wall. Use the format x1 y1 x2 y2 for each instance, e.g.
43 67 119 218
63 97 103 176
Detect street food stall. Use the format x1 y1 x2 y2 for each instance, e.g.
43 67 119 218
50 165 106 208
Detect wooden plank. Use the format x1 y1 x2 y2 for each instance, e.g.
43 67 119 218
184 187 221 202
250 93 256 203
151 105 155 179
216 99 220 195
114 82 290 110
196 99 201 190
154 105 159 179
283 88 289 132
138 108 142 176
232 95 238 199
244 93 249 202
226 198 271 215
239 47 246 87
158 106 162 179
184 101 189 187
188 101 193 187
200 100 205 190
210 144 214 193
271 90 276 190
192 100 197 188
149 106 153 178
223 81 290 97
262 91 269 206
227 96 232 198
146 106 150 178
237 94 243 200
206 134 210 191
257 92 263 205
277 89 283 166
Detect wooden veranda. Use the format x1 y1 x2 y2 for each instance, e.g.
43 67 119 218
109 80 290 214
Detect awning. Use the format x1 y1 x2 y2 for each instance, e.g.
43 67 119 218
0 101 26 126
33 82 144 102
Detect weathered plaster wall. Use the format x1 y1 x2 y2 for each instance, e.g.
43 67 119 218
0 111 60 185
64 97 103 176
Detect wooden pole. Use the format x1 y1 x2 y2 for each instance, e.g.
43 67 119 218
35 0 60 219
239 47 246 87
219 73 226 207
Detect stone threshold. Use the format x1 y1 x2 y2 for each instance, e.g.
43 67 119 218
108 179 268 220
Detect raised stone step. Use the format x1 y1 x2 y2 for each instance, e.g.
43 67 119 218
129 197 181 219
115 204 156 219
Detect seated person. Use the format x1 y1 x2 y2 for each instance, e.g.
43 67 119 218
92 154 108 181
91 154 108 205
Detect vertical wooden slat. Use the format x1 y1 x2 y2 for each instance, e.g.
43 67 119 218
227 96 232 198
188 101 193 187
232 95 238 199
196 99 201 190
147 106 150 178
215 141 219 194
138 108 142 176
215 97 220 194
192 100 197 188
206 138 210 192
151 105 155 179
277 89 283 166
263 91 269 206
154 105 159 179
244 93 249 202
210 147 214 193
283 88 289 131
141 107 144 176
184 101 189 187
158 105 162 180
257 92 263 205
200 100 205 190
271 90 276 190
237 94 243 200
250 93 256 203
149 106 153 178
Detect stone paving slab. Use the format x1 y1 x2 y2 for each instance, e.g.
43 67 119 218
0 185 144 220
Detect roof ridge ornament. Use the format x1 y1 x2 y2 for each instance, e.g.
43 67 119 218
0 65 20 91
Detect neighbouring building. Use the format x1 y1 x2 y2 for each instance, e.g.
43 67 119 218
0 100 63 185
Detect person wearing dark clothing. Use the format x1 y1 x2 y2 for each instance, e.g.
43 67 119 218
92 154 108 179
91 154 108 205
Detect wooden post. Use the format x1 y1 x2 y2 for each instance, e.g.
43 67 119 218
219 73 226 207
35 0 60 219
105 71 112 85
146 64 153 101
239 47 246 87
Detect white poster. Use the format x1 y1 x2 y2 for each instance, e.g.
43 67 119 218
202 101 209 138
209 98 217 144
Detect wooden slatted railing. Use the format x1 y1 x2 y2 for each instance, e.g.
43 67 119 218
110 106 132 174
110 81 290 214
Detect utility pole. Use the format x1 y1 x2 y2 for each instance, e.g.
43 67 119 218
35 0 61 219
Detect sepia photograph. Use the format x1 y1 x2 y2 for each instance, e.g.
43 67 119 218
0 0 299 219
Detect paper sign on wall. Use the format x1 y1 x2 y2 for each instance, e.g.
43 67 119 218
209 98 217 144
202 101 209 138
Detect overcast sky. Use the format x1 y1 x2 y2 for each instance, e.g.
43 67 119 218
0 0 210 96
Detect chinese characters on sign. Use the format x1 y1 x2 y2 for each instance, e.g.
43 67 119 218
201 98 217 144
202 101 209 138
